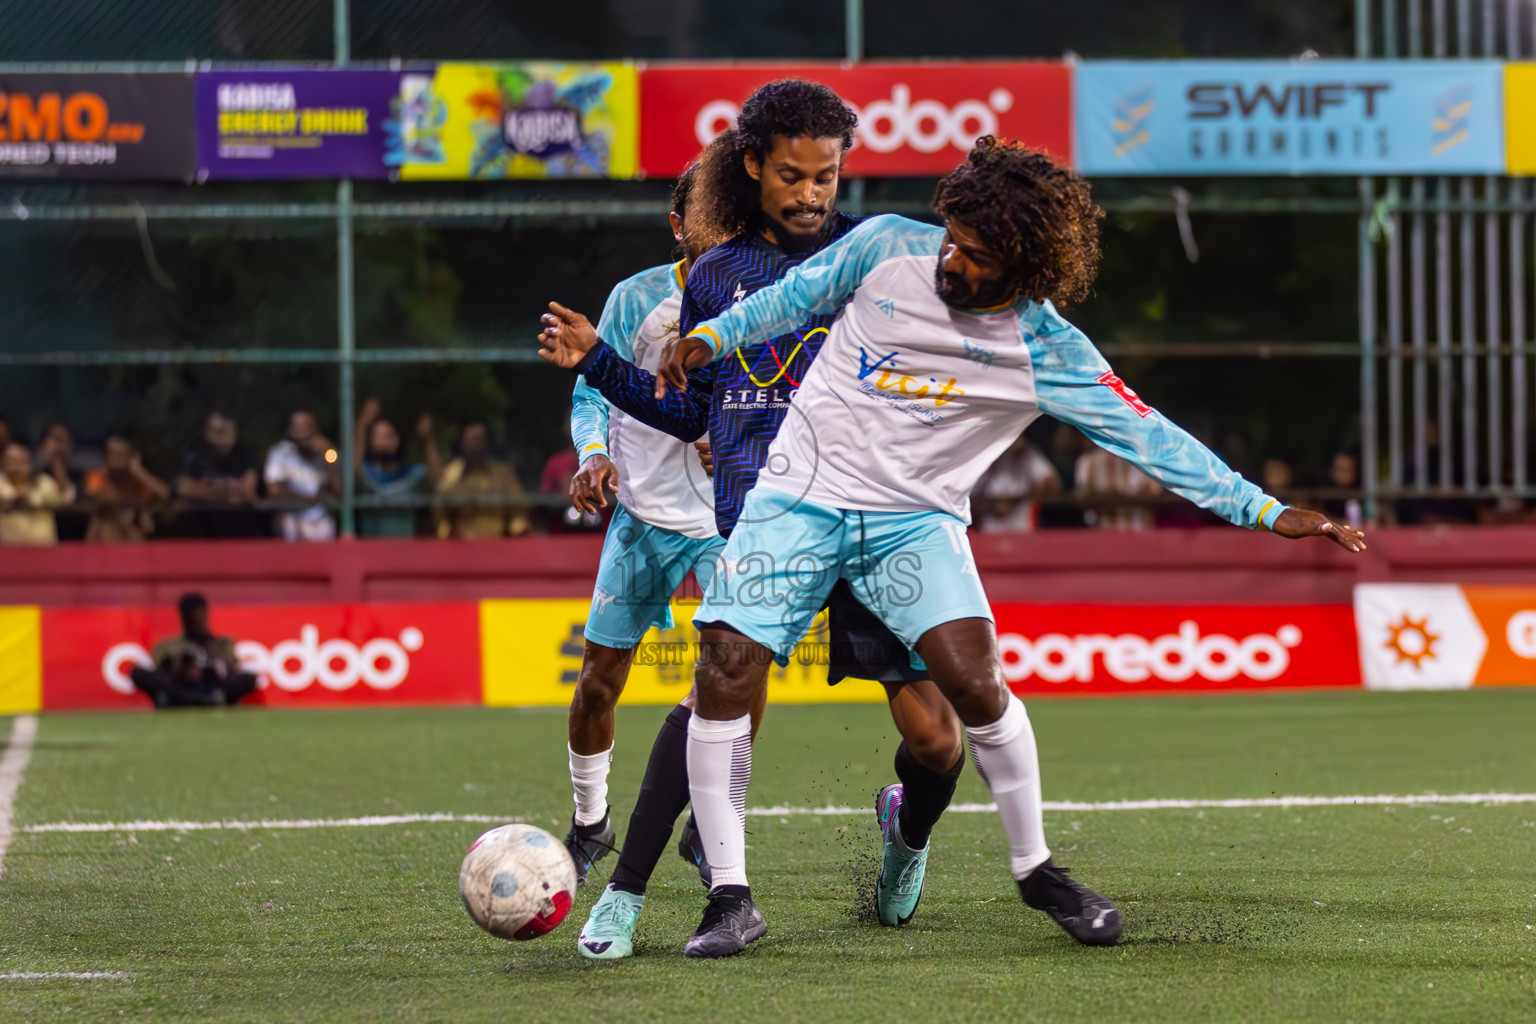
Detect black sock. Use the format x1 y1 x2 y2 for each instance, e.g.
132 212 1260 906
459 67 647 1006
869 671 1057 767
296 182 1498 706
710 883 751 902
608 703 693 896
894 741 963 850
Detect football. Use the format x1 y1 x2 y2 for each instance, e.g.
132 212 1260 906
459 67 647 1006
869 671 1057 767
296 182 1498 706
458 824 578 941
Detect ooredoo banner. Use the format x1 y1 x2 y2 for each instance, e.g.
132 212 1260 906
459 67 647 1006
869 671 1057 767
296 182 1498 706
1076 60 1504 176
0 73 196 180
391 63 638 180
41 602 481 710
992 604 1360 694
1354 583 1536 689
196 70 398 180
638 62 1072 178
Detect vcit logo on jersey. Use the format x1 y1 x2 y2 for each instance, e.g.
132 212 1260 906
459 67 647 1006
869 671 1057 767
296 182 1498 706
856 347 965 405
997 621 1303 684
100 625 426 695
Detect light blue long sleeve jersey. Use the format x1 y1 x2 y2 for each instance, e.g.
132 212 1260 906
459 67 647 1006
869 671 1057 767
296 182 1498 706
571 260 716 539
686 214 1286 531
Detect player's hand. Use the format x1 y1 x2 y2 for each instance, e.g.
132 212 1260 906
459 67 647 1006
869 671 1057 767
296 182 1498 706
655 334 715 400
537 302 600 369
570 453 618 514
1270 507 1367 553
693 440 714 477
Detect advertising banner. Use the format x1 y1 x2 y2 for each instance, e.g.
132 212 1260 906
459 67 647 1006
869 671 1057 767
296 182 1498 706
0 607 41 715
1354 584 1536 689
1076 60 1504 176
480 598 887 707
992 604 1359 695
638 62 1072 178
196 70 398 180
1504 63 1536 174
0 73 195 180
42 602 481 711
391 63 638 180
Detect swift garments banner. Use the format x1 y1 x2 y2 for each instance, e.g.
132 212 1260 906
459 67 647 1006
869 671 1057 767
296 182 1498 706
991 604 1360 694
0 73 196 180
41 602 481 710
638 62 1073 178
1075 60 1504 176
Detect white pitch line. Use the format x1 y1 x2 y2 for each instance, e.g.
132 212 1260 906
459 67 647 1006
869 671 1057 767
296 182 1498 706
0 714 39 877
16 792 1536 836
0 972 129 981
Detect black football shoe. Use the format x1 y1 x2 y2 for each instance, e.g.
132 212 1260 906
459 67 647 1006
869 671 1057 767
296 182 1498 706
677 813 713 889
563 810 617 888
682 891 767 959
1019 860 1123 946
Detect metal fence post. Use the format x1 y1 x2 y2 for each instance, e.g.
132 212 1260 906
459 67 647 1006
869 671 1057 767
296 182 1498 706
335 0 356 536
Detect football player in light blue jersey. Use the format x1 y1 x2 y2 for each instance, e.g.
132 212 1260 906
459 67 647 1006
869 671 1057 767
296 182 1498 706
561 168 732 947
551 136 1369 958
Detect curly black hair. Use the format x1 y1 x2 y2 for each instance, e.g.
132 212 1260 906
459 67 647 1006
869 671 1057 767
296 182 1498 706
692 79 858 241
670 160 697 217
932 136 1103 306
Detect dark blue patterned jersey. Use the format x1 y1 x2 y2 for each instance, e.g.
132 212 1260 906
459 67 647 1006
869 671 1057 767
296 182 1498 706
574 211 865 536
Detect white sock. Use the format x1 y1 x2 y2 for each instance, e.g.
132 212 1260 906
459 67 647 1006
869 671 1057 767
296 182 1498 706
966 696 1051 880
569 744 612 827
686 712 752 890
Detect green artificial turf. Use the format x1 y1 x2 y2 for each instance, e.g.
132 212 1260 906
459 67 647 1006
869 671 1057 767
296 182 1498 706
2 690 1534 1022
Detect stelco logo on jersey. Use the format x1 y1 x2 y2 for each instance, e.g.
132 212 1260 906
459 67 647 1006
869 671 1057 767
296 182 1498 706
39 602 482 709
638 62 1072 177
1075 60 1504 176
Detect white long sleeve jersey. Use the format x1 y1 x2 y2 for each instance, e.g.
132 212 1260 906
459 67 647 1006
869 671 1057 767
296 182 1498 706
690 215 1284 530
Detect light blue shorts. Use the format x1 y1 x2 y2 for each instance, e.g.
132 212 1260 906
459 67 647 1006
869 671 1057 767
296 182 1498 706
584 504 725 650
694 487 993 666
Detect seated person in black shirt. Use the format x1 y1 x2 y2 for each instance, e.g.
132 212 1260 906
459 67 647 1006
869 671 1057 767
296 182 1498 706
176 412 264 537
130 592 258 708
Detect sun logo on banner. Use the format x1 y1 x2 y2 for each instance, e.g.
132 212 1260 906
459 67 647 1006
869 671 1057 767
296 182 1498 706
1385 614 1441 668
1111 85 1154 158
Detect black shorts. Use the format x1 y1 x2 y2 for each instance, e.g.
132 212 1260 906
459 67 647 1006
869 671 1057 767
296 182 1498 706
823 579 927 685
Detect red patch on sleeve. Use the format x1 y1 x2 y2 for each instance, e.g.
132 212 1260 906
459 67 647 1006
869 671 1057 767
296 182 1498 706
1096 370 1154 418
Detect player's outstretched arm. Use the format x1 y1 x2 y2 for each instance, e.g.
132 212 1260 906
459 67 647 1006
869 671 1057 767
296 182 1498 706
1269 506 1367 552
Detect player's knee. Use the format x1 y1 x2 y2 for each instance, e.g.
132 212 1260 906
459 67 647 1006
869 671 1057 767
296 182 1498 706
941 668 1010 726
693 659 758 711
906 711 963 770
573 659 627 713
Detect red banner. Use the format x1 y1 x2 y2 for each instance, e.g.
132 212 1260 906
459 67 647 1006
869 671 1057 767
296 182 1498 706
992 604 1359 695
42 602 481 710
638 62 1072 178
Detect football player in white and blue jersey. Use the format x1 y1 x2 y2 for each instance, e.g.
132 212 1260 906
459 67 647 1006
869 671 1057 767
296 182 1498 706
560 166 727 905
544 136 1367 958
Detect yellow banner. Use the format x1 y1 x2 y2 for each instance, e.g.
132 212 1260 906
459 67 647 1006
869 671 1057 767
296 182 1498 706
1506 64 1536 174
397 63 637 180
481 599 888 707
0 606 42 715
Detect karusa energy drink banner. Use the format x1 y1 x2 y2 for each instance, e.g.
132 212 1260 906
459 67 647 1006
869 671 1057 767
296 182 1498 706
0 73 196 180
390 63 638 180
197 70 398 180
639 62 1072 177
1076 60 1504 176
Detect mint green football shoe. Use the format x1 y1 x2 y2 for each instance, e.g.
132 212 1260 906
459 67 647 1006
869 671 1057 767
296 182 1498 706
577 885 644 960
875 783 928 927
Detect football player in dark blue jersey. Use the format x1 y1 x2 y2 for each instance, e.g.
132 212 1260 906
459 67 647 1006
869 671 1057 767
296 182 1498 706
544 80 965 959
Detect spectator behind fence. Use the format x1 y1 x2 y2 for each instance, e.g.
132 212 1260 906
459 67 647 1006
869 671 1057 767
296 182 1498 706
176 412 264 538
0 414 11 451
0 441 76 545
265 410 341 541
540 416 602 532
129 592 257 708
972 436 1061 533
435 421 530 539
354 397 442 538
83 435 170 543
1076 447 1162 531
